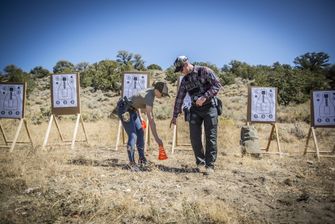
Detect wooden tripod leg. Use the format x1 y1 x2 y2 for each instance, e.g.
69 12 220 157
80 115 89 143
311 127 320 160
0 121 8 145
304 127 312 155
274 123 282 157
176 121 178 147
115 120 122 151
265 124 275 151
71 114 81 149
54 116 65 142
42 115 54 150
24 119 34 148
10 119 24 152
172 124 177 154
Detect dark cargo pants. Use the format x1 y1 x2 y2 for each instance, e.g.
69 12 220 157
189 103 218 168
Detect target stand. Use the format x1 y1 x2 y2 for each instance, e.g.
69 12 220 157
0 82 33 152
303 90 335 160
42 74 88 150
0 118 34 152
247 86 283 156
42 114 88 150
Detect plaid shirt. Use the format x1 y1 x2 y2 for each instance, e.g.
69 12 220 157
173 65 222 118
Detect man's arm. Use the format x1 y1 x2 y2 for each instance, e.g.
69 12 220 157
202 67 222 98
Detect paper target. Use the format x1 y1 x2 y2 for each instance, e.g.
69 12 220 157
249 87 276 122
312 90 335 127
0 83 25 119
122 73 148 98
52 74 78 108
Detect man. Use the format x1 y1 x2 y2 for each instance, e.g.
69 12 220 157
170 56 222 175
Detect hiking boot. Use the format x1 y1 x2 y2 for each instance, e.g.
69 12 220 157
127 162 140 172
203 167 215 176
138 159 149 167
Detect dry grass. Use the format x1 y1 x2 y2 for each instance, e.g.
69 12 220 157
1 77 335 223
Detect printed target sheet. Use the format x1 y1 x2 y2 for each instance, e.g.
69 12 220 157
123 73 148 98
312 90 335 127
250 87 276 122
52 74 78 108
0 83 24 119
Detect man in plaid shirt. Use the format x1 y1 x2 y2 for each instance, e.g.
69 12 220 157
170 56 222 175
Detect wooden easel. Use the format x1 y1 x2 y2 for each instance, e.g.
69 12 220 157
0 82 32 152
246 86 283 156
303 90 335 160
246 122 282 156
42 114 88 150
304 127 335 160
43 73 88 150
0 118 34 152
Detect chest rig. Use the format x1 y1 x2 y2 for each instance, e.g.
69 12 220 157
183 68 210 103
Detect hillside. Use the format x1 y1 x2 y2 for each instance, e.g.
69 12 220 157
0 75 334 223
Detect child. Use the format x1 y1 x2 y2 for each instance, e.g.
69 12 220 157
117 81 169 171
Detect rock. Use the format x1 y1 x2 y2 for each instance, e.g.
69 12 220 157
283 178 292 186
307 160 314 165
297 191 310 202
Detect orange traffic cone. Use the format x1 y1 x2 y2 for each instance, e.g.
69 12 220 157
158 145 168 160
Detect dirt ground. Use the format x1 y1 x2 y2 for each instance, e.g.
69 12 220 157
0 118 334 224
0 77 334 223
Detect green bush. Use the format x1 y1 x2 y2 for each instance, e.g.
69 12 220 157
80 60 122 92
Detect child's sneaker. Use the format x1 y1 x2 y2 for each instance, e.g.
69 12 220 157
127 162 140 172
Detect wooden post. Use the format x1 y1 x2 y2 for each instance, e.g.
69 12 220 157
265 124 275 151
71 114 81 149
23 119 34 148
54 115 65 141
0 121 8 145
304 127 312 155
172 124 177 154
311 127 320 160
274 123 282 157
42 115 54 150
115 120 122 151
80 115 89 143
9 119 24 152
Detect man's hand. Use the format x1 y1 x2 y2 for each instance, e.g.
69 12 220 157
196 96 206 107
170 117 177 128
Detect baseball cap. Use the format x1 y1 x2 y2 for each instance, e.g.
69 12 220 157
173 55 188 73
154 81 170 97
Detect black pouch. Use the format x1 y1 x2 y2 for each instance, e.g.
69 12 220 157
215 97 223 116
